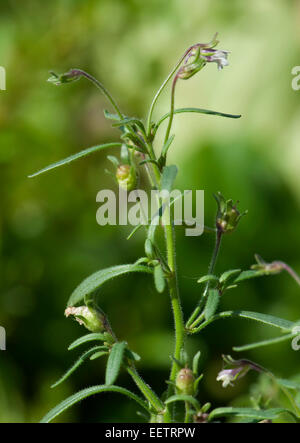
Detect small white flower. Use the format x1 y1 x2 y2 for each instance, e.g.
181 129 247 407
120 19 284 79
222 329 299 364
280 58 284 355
201 49 229 70
216 367 244 388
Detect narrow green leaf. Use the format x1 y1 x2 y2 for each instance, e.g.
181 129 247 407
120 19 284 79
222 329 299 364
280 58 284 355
154 264 165 293
209 407 292 421
51 346 107 388
28 143 122 178
233 332 295 352
196 310 296 333
276 378 300 390
165 394 200 410
105 341 126 386
68 333 111 351
161 165 178 192
156 107 241 130
204 289 220 321
112 117 145 131
234 269 269 283
192 351 201 376
41 385 149 423
219 269 241 284
161 134 175 158
67 263 153 306
197 274 219 284
103 110 121 121
107 155 119 167
90 351 108 361
194 374 204 393
124 348 141 362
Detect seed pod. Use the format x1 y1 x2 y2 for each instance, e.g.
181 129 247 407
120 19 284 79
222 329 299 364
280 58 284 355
116 164 137 191
176 368 195 395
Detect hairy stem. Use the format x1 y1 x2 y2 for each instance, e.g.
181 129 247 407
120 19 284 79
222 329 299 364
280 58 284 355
186 230 223 329
126 365 165 414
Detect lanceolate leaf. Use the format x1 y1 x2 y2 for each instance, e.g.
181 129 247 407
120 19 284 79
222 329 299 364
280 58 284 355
233 332 295 352
209 407 292 422
195 310 296 333
233 269 269 283
154 264 165 293
67 264 153 306
51 346 108 388
161 165 178 193
68 333 112 351
90 350 108 361
28 142 122 178
41 385 149 423
105 341 126 386
204 289 220 321
156 107 241 130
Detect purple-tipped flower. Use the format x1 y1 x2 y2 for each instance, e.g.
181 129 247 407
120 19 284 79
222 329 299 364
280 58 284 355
217 355 264 388
178 33 229 80
200 48 229 71
216 367 247 388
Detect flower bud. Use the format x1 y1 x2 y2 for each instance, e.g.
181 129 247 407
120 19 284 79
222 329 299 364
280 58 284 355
65 305 105 332
116 164 136 191
215 192 247 234
48 69 81 86
176 368 195 395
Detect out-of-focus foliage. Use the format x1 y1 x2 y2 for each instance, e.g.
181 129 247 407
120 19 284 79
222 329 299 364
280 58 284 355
0 0 300 422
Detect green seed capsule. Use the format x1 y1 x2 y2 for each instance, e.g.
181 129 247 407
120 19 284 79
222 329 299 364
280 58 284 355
176 368 195 395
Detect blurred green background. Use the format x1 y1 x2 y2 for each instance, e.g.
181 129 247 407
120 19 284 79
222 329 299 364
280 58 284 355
1 0 300 422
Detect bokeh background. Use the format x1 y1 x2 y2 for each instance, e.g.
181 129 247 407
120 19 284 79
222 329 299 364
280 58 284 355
1 0 300 422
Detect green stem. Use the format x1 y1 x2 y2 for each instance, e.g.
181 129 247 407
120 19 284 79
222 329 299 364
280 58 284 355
146 46 195 136
70 69 123 119
186 230 222 329
164 75 179 145
126 365 165 414
164 221 185 386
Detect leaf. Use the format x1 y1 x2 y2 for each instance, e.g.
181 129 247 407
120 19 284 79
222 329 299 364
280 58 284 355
67 263 153 306
192 351 201 376
156 107 241 130
233 332 295 352
161 165 178 192
41 385 149 423
276 378 300 391
105 341 126 386
104 110 121 121
124 348 141 362
233 269 269 283
112 117 145 131
165 394 200 410
154 264 165 293
209 407 292 422
160 134 175 158
219 269 241 284
197 274 219 284
68 333 112 351
197 310 296 333
90 351 108 361
107 155 119 167
204 289 220 321
194 374 204 393
51 346 107 388
28 142 122 178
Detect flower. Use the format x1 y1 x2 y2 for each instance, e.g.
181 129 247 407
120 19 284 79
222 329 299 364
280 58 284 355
65 305 105 332
116 164 137 191
200 49 229 71
177 33 229 80
216 367 246 388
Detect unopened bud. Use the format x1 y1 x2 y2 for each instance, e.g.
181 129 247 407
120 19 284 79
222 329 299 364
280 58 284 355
215 192 247 234
176 368 195 395
65 305 105 332
116 164 136 191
